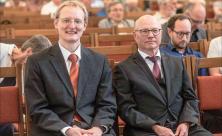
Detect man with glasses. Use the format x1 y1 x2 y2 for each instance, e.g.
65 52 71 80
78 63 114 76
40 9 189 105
98 1 134 28
25 1 116 136
161 14 207 76
113 15 211 136
161 3 207 44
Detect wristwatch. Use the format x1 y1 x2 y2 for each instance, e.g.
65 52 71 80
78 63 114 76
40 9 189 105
99 125 109 134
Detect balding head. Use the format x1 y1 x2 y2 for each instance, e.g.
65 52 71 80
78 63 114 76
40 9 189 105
135 15 161 31
185 3 206 30
134 15 162 56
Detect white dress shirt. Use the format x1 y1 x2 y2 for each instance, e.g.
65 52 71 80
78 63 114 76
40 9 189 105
58 43 81 136
138 49 163 78
0 43 16 83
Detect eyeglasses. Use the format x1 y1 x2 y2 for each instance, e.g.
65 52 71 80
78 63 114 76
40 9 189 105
110 8 124 12
135 28 162 36
172 30 191 39
60 18 84 25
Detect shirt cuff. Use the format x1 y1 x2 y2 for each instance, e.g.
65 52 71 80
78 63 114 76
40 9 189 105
61 126 72 136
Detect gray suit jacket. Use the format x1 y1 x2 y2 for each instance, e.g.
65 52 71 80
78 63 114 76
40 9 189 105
113 51 199 136
25 44 117 136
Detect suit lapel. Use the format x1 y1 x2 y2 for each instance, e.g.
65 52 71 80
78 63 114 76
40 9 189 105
161 52 172 102
133 52 166 102
76 46 90 105
49 44 74 97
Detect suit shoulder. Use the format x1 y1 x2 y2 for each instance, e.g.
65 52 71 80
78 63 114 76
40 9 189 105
116 54 135 67
84 47 107 60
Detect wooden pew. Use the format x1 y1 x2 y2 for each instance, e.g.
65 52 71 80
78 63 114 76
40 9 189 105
189 39 210 57
94 33 135 46
0 64 25 136
190 56 222 89
88 44 137 63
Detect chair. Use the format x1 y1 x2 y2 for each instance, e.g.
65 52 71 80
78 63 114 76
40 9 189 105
89 44 137 63
94 33 135 46
113 26 134 35
190 56 222 89
0 64 25 136
189 39 210 57
196 76 222 136
207 30 222 41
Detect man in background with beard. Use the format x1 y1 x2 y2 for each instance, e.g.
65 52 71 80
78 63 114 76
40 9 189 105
160 14 207 76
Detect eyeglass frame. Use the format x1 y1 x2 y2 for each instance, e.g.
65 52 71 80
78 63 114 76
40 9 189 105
59 18 85 25
172 29 191 39
134 28 162 36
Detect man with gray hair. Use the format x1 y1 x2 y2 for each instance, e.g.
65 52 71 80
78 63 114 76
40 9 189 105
153 0 177 24
114 14 212 136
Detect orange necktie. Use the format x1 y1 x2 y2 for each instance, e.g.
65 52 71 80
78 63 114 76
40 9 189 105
68 54 79 97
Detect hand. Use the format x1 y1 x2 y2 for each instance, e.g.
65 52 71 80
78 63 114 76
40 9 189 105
12 47 32 64
175 123 189 136
152 124 175 136
65 126 89 136
85 127 103 136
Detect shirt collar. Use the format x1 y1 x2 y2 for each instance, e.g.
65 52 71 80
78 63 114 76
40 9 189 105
167 43 193 55
58 42 81 62
138 48 161 60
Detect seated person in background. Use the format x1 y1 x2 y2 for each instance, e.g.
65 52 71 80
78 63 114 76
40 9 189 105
203 36 222 133
4 0 26 7
207 36 222 76
0 34 52 136
113 14 212 136
96 0 113 17
188 0 206 5
16 34 52 64
41 0 61 17
98 1 134 28
26 0 46 12
0 43 18 86
153 0 177 24
213 0 222 22
0 43 17 136
161 14 207 76
161 3 207 44
124 0 142 12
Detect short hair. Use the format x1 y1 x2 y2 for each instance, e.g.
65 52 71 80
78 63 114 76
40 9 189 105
107 1 124 13
54 0 88 24
21 35 52 53
183 2 205 14
167 14 192 30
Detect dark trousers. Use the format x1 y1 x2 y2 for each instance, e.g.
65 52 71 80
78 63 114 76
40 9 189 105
202 110 222 133
123 124 212 136
0 123 13 136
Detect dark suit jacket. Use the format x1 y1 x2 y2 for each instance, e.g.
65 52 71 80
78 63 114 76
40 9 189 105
25 44 117 136
113 51 199 136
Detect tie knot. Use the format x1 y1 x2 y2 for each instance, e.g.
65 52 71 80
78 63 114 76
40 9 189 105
147 56 158 63
68 54 78 63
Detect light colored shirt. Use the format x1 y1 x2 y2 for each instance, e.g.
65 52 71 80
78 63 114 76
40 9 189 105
138 48 163 78
58 42 81 136
207 36 222 73
5 0 26 7
0 43 16 83
40 1 58 18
